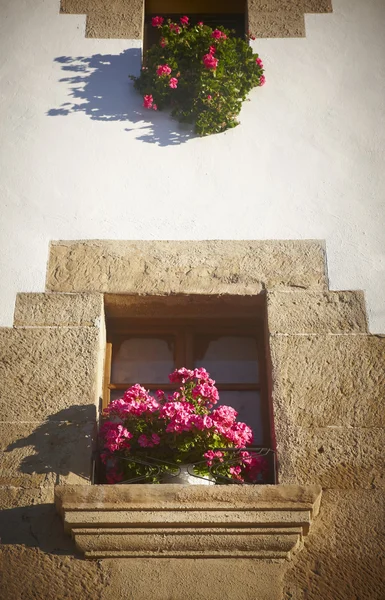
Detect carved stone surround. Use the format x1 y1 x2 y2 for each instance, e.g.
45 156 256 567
60 0 333 40
55 484 322 559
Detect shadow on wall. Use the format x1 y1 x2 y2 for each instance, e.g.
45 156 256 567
5 405 97 485
1 405 98 553
47 49 194 146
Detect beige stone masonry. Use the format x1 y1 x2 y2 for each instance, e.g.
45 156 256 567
55 484 322 559
60 0 332 39
14 292 104 327
283 489 385 600
2 237 384 600
277 426 385 490
0 421 95 488
46 240 328 294
0 327 102 422
267 290 368 334
100 557 284 600
269 334 385 429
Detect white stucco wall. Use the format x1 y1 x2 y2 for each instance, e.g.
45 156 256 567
0 0 384 331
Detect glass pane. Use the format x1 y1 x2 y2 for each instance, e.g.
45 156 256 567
110 389 125 402
217 391 264 446
194 336 259 383
111 337 174 384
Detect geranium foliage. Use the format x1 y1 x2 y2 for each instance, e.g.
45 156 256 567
130 16 265 136
100 367 268 484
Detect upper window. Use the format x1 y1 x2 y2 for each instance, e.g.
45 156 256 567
103 295 272 449
144 0 247 52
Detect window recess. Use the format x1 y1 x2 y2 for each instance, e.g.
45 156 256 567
103 295 272 450
144 0 247 52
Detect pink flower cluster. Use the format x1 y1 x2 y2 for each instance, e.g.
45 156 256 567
100 367 260 484
259 75 266 86
255 57 263 68
169 77 178 89
106 384 160 419
100 422 132 453
143 94 157 110
211 29 227 40
156 64 172 77
169 367 213 384
151 16 164 28
203 53 218 70
169 23 181 34
192 383 219 404
204 450 224 466
180 16 189 26
138 433 161 448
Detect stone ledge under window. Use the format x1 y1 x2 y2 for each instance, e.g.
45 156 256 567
55 484 322 560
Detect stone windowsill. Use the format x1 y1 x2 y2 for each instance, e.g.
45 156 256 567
55 484 322 560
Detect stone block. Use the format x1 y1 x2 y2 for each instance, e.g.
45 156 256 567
0 486 74 551
60 0 143 39
14 293 104 327
0 486 53 509
0 421 95 487
267 290 368 334
283 489 385 600
101 558 284 600
277 427 385 489
303 0 333 13
249 9 305 38
46 240 328 294
56 484 321 560
86 9 143 39
0 327 102 421
0 546 104 600
270 334 385 428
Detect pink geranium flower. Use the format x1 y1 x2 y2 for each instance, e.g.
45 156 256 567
256 57 263 68
203 53 219 70
152 104 158 110
143 94 153 109
197 21 203 26
180 16 189 26
212 29 227 40
209 45 216 55
160 37 167 48
169 77 178 89
152 16 164 28
169 23 181 34
156 64 172 77
259 75 266 86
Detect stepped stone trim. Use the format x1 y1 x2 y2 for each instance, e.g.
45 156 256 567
60 0 332 39
14 292 104 327
266 290 368 334
46 240 328 294
55 484 322 559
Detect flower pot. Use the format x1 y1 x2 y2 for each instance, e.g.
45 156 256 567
161 464 215 485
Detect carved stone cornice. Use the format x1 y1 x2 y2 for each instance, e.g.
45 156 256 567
55 484 322 560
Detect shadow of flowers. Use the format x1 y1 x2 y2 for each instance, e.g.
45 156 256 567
47 49 195 146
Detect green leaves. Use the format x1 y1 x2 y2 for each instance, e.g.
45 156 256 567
132 19 265 136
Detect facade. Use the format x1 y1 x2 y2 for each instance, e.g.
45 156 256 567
0 2 385 600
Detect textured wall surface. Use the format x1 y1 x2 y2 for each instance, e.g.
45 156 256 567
267 289 385 600
1 241 384 599
47 239 328 293
60 0 333 39
1 0 385 332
